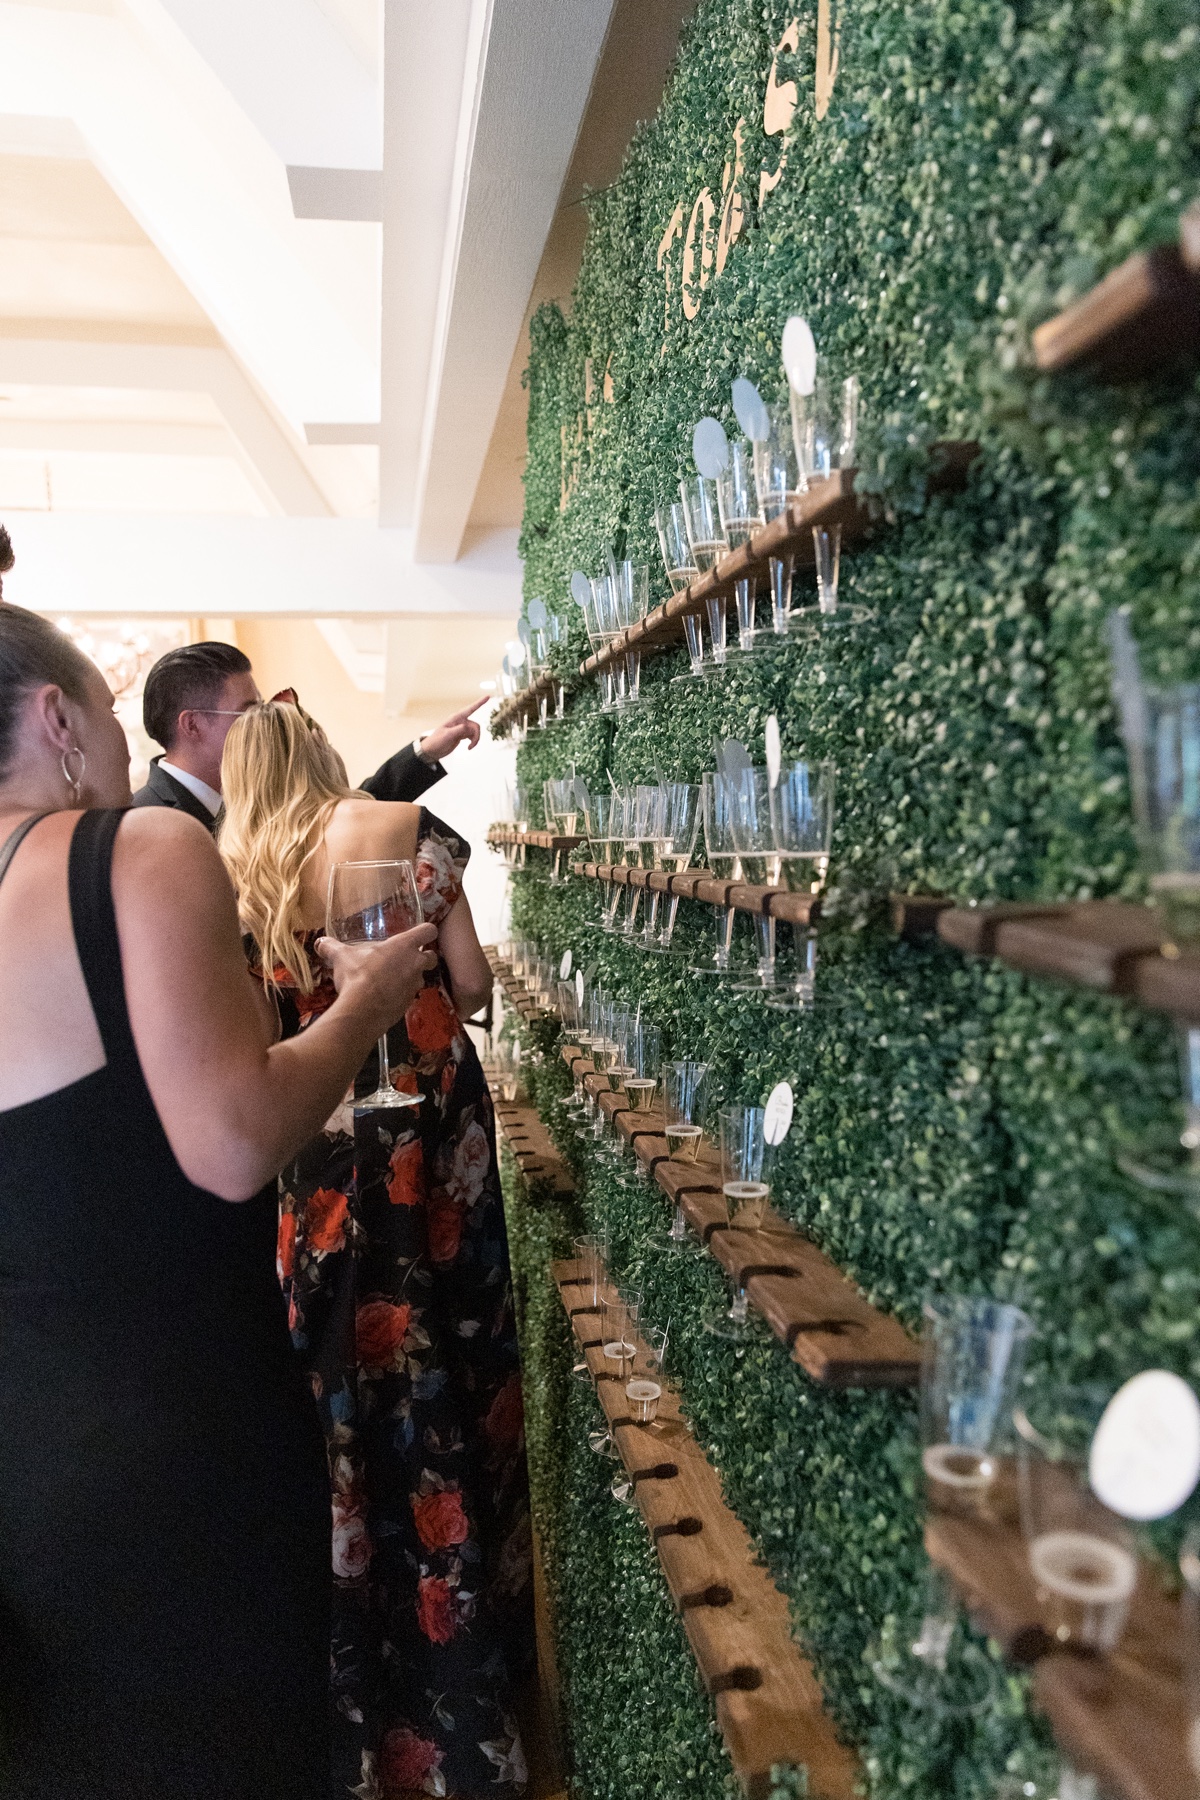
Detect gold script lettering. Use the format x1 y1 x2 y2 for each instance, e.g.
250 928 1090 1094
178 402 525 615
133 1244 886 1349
716 120 747 277
681 188 716 320
815 0 839 121
656 201 685 346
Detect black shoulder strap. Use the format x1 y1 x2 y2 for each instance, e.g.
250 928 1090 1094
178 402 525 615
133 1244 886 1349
0 812 51 892
67 809 143 1077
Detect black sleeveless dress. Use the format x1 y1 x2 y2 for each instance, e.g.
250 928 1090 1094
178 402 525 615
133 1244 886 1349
0 810 331 1799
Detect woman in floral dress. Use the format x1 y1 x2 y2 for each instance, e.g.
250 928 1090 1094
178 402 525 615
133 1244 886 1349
219 701 533 1800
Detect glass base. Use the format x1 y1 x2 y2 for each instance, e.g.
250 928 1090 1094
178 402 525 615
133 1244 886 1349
764 986 817 1013
789 602 875 632
732 973 777 993
687 962 731 978
611 1470 636 1504
1116 1129 1200 1215
868 1612 1000 1718
588 1427 619 1459
702 1305 769 1343
670 668 705 685
356 1086 422 1110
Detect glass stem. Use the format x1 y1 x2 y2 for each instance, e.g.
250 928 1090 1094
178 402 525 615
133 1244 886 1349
735 577 755 647
714 904 733 970
683 614 704 672
662 893 681 946
755 915 776 982
731 1284 748 1323
377 1033 392 1096
770 554 794 632
705 594 727 664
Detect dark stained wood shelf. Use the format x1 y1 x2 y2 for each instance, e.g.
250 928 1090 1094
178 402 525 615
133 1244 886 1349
490 668 560 735
577 862 822 926
927 1482 1193 1800
927 899 1200 1020
561 1045 919 1388
551 1257 859 1799
1032 205 1200 382
491 1097 576 1197
580 444 979 680
484 947 554 1023
486 827 585 852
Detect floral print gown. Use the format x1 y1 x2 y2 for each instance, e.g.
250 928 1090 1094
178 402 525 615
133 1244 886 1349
262 811 533 1800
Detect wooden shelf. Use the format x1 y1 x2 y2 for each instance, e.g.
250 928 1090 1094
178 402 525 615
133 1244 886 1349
926 1483 1192 1800
484 947 555 1023
1032 205 1200 382
551 1257 859 1799
576 862 822 926
486 827 585 853
580 444 979 680
491 1096 576 1197
491 668 561 735
922 899 1200 1021
562 1044 919 1389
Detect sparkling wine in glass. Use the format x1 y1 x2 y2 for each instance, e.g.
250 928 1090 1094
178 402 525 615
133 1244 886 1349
326 859 424 1110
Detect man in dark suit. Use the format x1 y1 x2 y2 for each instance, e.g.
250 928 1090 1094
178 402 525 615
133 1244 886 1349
131 641 483 834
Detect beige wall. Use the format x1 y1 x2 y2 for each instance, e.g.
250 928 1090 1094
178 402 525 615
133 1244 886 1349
213 615 511 789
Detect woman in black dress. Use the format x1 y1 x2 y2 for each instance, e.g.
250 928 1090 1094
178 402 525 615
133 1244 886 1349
0 604 438 1800
220 701 534 1800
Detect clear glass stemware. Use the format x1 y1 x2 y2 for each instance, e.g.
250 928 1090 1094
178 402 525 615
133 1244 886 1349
326 859 424 1110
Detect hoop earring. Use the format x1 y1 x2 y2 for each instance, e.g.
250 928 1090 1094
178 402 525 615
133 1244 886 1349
62 745 86 804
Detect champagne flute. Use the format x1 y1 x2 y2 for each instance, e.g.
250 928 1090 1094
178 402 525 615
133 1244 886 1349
326 860 425 1110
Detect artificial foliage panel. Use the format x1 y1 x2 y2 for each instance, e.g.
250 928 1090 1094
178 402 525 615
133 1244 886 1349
502 0 1200 1795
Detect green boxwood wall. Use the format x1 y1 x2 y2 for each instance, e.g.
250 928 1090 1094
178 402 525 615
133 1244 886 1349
501 1 1200 1795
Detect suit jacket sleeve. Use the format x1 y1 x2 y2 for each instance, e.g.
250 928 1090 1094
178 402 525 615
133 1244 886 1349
359 743 444 804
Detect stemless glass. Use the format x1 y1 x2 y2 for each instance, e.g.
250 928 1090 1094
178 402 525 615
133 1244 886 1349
656 497 704 679
680 474 729 669
326 859 424 1110
717 436 761 653
921 1296 1034 1518
1181 1529 1200 1782
813 524 842 613
1014 1387 1139 1654
663 1060 709 1243
571 1233 604 1383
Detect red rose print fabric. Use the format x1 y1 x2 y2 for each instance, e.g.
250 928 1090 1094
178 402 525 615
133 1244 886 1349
269 812 533 1798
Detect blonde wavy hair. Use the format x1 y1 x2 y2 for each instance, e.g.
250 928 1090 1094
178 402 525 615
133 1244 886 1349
219 700 356 992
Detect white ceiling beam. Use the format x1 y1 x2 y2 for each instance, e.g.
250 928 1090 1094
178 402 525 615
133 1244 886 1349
0 419 231 456
410 0 617 561
0 338 330 516
0 4 379 428
0 514 522 617
304 421 381 445
378 0 484 527
144 0 381 169
287 166 383 222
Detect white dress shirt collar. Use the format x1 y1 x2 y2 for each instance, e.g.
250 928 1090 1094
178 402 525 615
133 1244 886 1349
159 760 223 817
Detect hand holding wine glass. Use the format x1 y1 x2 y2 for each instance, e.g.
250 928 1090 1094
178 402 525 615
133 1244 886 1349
323 859 432 1109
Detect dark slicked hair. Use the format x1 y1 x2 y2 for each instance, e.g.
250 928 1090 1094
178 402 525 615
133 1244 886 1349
142 641 252 751
0 602 94 782
0 522 13 601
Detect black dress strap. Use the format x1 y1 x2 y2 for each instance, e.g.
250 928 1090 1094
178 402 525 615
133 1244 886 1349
0 811 50 891
68 809 144 1079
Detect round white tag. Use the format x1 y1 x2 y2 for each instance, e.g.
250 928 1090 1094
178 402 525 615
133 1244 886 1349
782 315 817 396
517 618 530 645
575 970 584 1007
732 376 771 443
763 1080 794 1146
528 596 548 627
765 714 782 789
559 950 573 979
693 416 730 479
1089 1370 1200 1521
570 571 592 607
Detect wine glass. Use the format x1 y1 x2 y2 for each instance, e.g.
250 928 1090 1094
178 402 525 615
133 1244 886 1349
326 859 424 1110
646 781 702 953
613 561 650 705
717 437 761 653
689 772 741 977
655 498 704 680
764 759 836 1013
679 475 729 670
754 401 802 637
728 768 782 993
703 1105 772 1340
